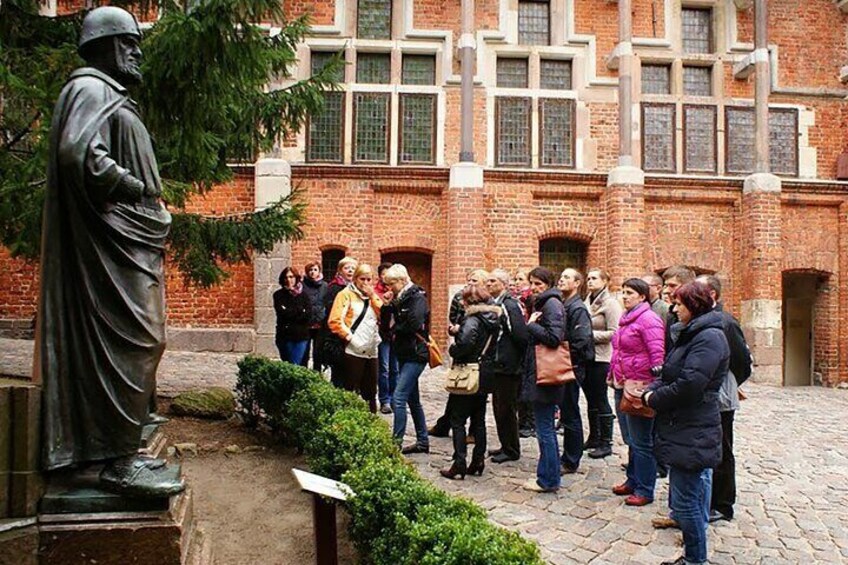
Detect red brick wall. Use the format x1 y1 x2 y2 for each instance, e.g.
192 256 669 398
588 103 620 172
575 0 619 79
283 0 336 26
0 250 39 321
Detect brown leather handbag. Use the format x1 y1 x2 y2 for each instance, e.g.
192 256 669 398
619 379 656 418
534 342 575 386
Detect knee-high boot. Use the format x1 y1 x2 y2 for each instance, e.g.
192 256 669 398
588 414 615 459
583 409 600 450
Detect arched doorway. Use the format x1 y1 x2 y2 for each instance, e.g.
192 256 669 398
381 251 432 304
538 237 587 275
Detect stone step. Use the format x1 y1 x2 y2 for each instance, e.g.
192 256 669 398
185 522 214 565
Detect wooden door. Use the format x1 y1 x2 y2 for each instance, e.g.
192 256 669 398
381 252 432 304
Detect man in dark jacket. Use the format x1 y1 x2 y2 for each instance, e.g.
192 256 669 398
662 265 696 352
696 274 752 523
558 269 595 474
483 269 529 463
376 262 398 414
384 264 431 454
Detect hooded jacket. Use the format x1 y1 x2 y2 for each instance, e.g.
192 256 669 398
480 293 529 376
609 301 665 386
521 288 566 405
646 310 730 471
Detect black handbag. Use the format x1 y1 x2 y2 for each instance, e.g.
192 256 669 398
322 297 370 367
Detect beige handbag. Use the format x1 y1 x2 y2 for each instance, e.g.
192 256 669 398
444 335 493 395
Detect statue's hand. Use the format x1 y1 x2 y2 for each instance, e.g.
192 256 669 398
112 175 145 203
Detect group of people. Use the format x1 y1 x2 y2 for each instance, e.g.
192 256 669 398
274 258 752 565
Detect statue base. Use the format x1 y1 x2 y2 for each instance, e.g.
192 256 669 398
39 488 212 564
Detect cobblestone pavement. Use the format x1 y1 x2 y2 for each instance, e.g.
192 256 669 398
4 337 848 564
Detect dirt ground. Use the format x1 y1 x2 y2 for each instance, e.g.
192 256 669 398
160 405 356 565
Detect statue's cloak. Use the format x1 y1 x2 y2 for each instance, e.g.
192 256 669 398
38 67 171 470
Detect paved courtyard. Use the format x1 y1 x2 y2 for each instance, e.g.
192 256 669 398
3 338 848 564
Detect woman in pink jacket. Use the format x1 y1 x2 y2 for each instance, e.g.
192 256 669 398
608 278 665 506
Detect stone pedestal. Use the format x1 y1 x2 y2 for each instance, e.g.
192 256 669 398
38 488 210 565
604 166 646 287
741 173 783 386
254 158 293 357
0 380 43 519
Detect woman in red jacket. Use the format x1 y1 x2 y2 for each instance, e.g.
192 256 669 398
608 278 665 506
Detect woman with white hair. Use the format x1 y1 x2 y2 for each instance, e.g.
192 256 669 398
382 264 431 454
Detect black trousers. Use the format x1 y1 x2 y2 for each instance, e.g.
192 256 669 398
341 353 378 413
491 373 521 458
450 393 487 466
302 327 323 370
580 361 612 417
711 410 736 518
432 395 456 435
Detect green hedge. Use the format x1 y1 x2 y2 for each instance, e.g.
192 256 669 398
235 356 543 565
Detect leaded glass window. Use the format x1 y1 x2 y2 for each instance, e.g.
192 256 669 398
518 0 550 45
683 105 716 173
307 92 344 163
497 58 529 88
725 107 754 174
496 97 531 167
540 60 572 90
539 238 587 274
642 103 676 172
356 53 391 84
399 94 436 164
726 107 799 176
683 66 712 96
402 55 436 85
682 8 712 54
311 51 344 82
353 93 390 163
769 109 798 176
357 0 392 39
540 99 574 167
642 64 671 95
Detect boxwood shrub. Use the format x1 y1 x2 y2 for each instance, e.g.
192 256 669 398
235 356 543 565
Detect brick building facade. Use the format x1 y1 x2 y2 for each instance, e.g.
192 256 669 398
3 0 848 386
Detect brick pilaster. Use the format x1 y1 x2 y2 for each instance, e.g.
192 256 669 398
740 173 783 386
603 166 646 287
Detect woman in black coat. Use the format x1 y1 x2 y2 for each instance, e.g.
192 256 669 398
440 285 499 480
642 281 729 565
520 267 566 493
273 267 312 364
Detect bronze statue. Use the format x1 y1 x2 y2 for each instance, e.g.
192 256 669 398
37 6 183 497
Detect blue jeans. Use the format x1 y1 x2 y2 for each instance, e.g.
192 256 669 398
392 361 428 447
559 380 583 470
669 466 712 564
614 389 657 499
377 340 398 405
277 340 309 365
532 402 561 490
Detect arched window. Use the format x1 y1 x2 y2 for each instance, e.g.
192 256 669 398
538 237 587 275
321 248 346 279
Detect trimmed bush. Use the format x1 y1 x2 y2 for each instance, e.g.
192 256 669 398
234 356 543 565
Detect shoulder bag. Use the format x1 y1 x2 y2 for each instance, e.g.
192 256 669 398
415 332 444 369
322 297 370 367
535 341 575 386
619 379 656 418
444 334 493 395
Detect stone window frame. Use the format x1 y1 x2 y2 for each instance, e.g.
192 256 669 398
518 0 551 46
680 5 714 55
724 106 800 178
489 50 579 169
641 102 677 173
682 104 717 174
398 93 438 165
538 97 576 168
352 91 392 164
300 37 445 166
495 96 533 167
305 50 347 164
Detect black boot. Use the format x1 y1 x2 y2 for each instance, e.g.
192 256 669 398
440 460 467 480
467 457 485 476
588 414 614 459
583 409 600 450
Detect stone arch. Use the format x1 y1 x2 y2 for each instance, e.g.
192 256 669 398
534 219 596 244
374 235 439 256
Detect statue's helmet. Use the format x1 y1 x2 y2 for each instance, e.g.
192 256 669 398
78 7 142 53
